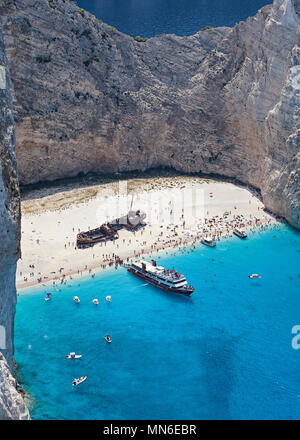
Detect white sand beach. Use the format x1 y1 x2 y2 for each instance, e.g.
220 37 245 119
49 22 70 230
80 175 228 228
17 176 278 291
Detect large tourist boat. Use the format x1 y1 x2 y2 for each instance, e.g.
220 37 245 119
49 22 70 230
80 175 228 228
127 260 194 296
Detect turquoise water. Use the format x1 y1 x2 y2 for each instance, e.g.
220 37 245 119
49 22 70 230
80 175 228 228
77 0 271 37
15 225 300 420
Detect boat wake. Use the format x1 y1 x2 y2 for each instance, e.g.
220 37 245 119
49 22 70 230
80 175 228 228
131 283 149 290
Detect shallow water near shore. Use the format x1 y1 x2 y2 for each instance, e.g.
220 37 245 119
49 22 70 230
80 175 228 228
15 225 300 419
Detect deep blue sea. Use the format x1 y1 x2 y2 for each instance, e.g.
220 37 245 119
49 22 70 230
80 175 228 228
76 0 271 37
15 225 300 419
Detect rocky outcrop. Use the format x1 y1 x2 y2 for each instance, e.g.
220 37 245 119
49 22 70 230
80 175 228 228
0 354 30 420
1 0 299 228
0 25 29 419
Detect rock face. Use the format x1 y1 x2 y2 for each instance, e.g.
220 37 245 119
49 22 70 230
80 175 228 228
1 0 299 228
0 354 30 420
0 26 29 419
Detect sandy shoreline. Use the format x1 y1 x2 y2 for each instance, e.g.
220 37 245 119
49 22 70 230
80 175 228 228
17 176 280 292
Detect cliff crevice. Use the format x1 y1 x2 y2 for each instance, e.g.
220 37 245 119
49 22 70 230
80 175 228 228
0 0 299 228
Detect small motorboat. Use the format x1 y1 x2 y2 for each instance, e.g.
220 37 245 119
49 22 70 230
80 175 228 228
72 375 87 386
201 237 216 247
73 296 80 303
92 298 99 305
106 295 111 302
233 228 247 239
45 293 52 301
249 274 262 279
104 335 112 343
66 352 82 359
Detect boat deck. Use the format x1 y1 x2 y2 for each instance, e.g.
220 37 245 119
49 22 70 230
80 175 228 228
132 261 186 282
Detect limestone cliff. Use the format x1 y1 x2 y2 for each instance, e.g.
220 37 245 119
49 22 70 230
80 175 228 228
1 0 299 228
0 354 29 419
0 25 29 419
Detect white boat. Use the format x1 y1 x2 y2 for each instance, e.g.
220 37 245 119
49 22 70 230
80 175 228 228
45 293 52 301
127 260 194 296
92 298 99 305
73 296 80 303
201 237 216 247
72 375 87 386
249 274 262 279
104 335 112 343
66 352 82 359
233 228 247 239
106 295 111 302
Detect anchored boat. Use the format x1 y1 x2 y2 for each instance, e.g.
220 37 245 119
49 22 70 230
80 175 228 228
233 227 247 239
201 237 216 247
72 376 87 386
127 260 194 296
66 352 82 359
249 274 262 279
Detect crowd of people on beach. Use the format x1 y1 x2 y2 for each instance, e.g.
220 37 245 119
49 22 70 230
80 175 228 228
19 202 284 289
